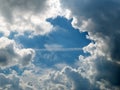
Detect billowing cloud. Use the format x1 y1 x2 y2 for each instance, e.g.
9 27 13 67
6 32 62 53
0 0 47 21
0 72 35 90
19 66 95 90
0 37 35 68
19 67 72 90
60 0 120 62
0 0 120 90
60 0 120 89
0 0 62 37
0 74 23 90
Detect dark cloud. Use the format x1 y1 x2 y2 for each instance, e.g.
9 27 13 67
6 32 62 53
60 0 120 89
63 66 99 90
95 59 120 87
111 34 120 61
60 0 120 61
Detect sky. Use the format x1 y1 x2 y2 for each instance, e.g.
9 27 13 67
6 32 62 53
0 0 120 90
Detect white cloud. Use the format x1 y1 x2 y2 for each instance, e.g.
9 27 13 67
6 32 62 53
20 67 73 90
0 71 35 90
0 0 63 37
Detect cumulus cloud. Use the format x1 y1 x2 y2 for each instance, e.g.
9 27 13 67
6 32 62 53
0 72 35 90
20 67 72 90
20 65 96 90
60 0 120 89
0 74 22 90
1 0 120 90
0 0 62 37
0 37 35 68
60 0 120 62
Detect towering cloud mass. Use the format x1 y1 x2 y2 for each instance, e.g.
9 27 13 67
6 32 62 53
60 0 120 89
60 0 120 62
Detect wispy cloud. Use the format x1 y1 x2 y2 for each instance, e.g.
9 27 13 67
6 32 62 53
35 48 82 52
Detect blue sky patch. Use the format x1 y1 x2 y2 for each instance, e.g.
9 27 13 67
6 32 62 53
13 16 91 67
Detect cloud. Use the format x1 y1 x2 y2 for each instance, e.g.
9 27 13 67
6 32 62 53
0 64 93 90
0 73 23 90
0 37 35 68
60 0 120 89
0 0 47 21
61 66 91 90
0 0 62 37
0 72 35 90
20 65 98 90
20 67 72 90
60 0 120 62
35 45 82 52
1 0 120 90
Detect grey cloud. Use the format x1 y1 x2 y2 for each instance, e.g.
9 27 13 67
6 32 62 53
0 73 34 90
60 0 120 61
0 0 54 37
20 49 35 66
60 0 120 89
76 54 120 89
63 66 91 90
0 0 47 21
95 59 120 88
81 43 120 89
0 44 18 66
0 74 22 90
0 37 35 68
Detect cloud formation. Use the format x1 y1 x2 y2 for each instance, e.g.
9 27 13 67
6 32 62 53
0 0 62 36
0 72 36 90
60 0 120 62
0 37 35 68
0 0 120 90
59 0 120 89
0 74 23 90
